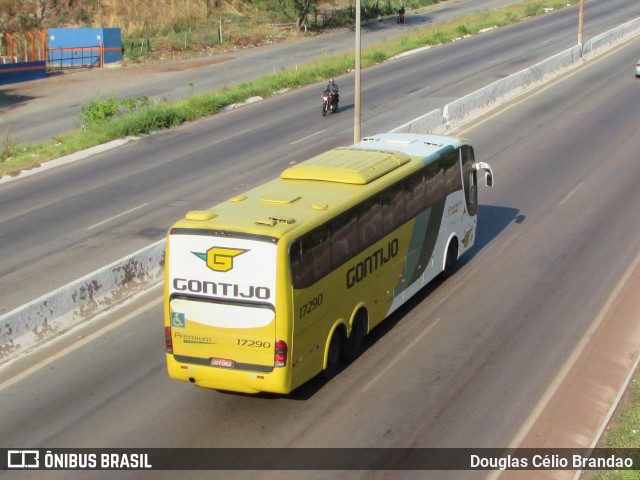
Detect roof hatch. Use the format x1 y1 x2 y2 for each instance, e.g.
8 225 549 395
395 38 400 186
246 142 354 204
281 148 410 185
185 210 216 221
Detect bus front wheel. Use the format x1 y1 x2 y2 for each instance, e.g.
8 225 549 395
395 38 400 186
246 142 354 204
442 239 459 278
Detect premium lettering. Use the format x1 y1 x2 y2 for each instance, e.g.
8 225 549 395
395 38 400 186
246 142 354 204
173 278 270 300
174 331 214 344
346 239 399 288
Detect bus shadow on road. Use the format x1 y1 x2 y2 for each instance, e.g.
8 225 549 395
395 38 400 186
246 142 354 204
470 204 525 254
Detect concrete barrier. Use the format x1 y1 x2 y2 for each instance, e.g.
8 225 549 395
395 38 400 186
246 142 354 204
443 44 582 129
0 239 165 362
2 20 640 365
391 108 445 134
582 17 640 60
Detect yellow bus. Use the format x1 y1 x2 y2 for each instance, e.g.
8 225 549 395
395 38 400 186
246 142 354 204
164 133 493 394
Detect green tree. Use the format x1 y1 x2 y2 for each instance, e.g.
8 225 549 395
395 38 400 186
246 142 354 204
291 0 316 30
0 0 26 31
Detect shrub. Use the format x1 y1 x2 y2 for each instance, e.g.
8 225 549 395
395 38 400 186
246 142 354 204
80 94 150 127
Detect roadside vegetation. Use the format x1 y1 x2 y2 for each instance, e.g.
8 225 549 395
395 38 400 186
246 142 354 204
1 0 439 56
590 375 640 479
0 0 579 176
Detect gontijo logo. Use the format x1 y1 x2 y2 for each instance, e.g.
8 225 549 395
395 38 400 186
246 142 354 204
192 247 247 272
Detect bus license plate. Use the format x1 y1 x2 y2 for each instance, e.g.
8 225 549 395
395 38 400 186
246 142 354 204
211 358 234 368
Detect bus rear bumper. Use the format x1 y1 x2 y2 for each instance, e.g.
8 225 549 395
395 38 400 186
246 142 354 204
166 355 291 394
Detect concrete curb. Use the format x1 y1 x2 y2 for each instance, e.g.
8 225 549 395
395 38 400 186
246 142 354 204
0 137 135 185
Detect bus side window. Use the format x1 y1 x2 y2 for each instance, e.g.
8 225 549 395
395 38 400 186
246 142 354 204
444 150 462 197
468 170 478 216
290 227 332 288
382 184 405 235
425 162 444 208
311 227 331 280
331 210 359 268
405 171 426 218
358 199 382 246
461 145 478 216
290 239 314 288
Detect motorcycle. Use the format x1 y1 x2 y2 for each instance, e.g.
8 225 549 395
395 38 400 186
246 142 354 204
396 9 405 23
322 92 339 116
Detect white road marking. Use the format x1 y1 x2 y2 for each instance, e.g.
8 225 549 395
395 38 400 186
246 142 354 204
86 203 149 230
558 182 584 205
290 130 326 145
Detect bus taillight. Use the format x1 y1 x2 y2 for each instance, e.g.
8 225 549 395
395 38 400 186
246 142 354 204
165 326 173 353
274 339 287 367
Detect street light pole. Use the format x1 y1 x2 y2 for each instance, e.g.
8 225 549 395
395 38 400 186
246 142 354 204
578 0 584 49
354 0 361 144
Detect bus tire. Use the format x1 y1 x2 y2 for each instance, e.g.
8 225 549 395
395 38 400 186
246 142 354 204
323 329 343 379
344 313 367 362
442 239 459 278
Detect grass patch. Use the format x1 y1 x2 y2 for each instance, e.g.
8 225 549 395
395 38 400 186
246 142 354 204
0 0 579 178
1 131 21 163
80 94 150 127
589 375 640 480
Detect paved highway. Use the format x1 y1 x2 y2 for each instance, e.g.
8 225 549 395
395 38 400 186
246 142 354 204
0 0 638 316
1 33 639 479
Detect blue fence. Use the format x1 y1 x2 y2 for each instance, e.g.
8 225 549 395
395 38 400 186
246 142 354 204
0 60 47 86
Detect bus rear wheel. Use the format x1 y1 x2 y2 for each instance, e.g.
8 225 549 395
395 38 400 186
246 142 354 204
323 330 343 379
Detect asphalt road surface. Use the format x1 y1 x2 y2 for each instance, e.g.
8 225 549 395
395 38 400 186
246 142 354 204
1 27 639 480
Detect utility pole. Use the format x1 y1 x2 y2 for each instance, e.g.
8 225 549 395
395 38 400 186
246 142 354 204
354 0 361 144
578 0 584 49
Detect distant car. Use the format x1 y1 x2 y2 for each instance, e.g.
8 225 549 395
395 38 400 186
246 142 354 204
637 60 640 77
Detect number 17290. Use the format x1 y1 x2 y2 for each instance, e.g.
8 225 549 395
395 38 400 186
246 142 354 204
299 293 323 319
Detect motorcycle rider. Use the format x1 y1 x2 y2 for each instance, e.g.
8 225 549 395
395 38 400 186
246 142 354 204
397 4 405 22
323 78 339 108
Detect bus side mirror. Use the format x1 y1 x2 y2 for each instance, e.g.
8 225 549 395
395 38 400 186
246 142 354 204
485 172 493 187
474 162 494 187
